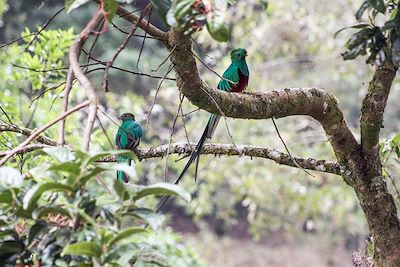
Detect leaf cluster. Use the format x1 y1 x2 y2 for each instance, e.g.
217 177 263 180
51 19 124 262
0 147 193 266
339 0 400 65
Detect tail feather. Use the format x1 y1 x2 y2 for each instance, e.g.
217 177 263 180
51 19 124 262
116 156 131 183
156 115 220 212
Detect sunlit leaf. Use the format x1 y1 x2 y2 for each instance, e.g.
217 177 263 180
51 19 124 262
23 182 74 210
42 147 75 163
62 241 102 258
133 183 191 202
0 167 23 188
104 0 118 22
65 0 91 13
109 227 147 247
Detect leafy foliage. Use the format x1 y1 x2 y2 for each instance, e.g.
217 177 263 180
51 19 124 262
0 148 198 266
339 0 400 65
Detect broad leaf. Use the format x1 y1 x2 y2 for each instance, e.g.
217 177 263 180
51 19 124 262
133 183 191 202
42 147 75 163
367 0 385 14
0 167 23 188
104 0 118 22
23 182 74 210
109 227 147 247
62 241 102 258
65 0 91 13
356 1 369 20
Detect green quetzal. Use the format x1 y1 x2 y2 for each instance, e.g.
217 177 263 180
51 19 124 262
115 113 143 183
157 48 249 210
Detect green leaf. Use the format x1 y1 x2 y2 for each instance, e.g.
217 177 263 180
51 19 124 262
109 227 147 247
48 162 81 175
149 0 172 26
205 0 230 42
42 147 75 163
334 23 370 39
113 179 130 201
104 0 118 22
23 182 74 210
367 0 385 14
32 205 71 220
0 190 13 205
133 183 191 202
206 22 230 42
0 167 23 188
79 166 106 186
65 0 91 13
62 241 102 258
356 1 369 21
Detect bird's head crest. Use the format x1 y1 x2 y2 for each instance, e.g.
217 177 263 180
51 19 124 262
230 48 247 61
119 113 135 121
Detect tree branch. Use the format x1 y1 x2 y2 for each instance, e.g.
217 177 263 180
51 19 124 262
69 11 103 152
0 124 59 146
360 59 397 152
0 134 344 175
0 100 90 166
92 0 168 41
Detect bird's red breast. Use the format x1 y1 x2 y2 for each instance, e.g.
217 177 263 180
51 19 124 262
230 69 249 92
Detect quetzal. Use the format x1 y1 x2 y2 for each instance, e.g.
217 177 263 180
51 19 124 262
157 48 249 210
115 113 143 183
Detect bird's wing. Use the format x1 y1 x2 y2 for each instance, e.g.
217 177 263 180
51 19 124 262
125 122 143 150
217 64 240 92
116 128 128 149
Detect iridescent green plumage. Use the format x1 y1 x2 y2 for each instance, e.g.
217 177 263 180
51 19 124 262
115 113 142 183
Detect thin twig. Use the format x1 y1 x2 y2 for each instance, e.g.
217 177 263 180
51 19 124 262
110 22 165 40
271 118 314 177
136 5 152 68
179 97 191 144
152 45 176 72
163 95 184 181
24 8 65 52
0 105 13 124
81 51 176 80
146 63 175 129
0 33 37 49
384 166 400 198
58 67 74 145
0 100 90 166
84 20 105 73
102 5 150 92
96 115 114 149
